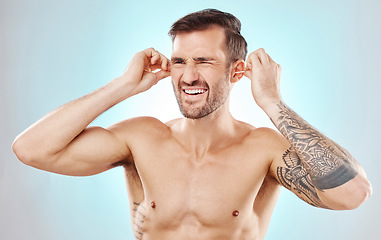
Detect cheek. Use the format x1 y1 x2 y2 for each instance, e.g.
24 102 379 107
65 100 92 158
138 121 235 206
198 63 227 77
199 69 226 84
170 72 181 90
196 68 215 81
170 68 183 80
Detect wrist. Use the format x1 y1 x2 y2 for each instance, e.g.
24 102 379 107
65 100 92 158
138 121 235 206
258 97 283 114
101 77 136 105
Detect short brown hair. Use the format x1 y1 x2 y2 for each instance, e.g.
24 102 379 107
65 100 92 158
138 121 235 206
168 9 247 65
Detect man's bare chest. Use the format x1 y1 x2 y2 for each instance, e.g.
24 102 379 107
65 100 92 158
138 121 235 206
127 140 270 225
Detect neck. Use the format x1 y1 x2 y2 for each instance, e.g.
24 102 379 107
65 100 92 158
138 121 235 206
179 103 236 155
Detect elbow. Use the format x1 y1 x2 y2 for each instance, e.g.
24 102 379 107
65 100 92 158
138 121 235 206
321 175 372 210
349 179 372 210
339 178 372 210
12 135 40 167
12 136 31 165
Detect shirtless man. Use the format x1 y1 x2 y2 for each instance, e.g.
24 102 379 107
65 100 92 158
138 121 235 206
12 9 372 240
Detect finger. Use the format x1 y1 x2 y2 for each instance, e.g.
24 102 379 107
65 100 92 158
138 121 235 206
267 53 275 64
267 53 280 72
149 59 170 73
154 69 171 83
143 48 160 66
244 62 252 79
160 55 171 71
243 71 251 79
146 64 162 72
245 62 252 71
246 51 261 71
161 57 167 71
143 47 156 58
151 52 160 65
147 61 170 73
255 48 269 64
149 49 170 72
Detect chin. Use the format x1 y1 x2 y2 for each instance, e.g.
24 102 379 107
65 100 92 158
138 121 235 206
180 106 216 119
181 110 205 119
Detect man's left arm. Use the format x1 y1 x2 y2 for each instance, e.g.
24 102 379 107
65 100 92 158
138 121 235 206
244 48 372 210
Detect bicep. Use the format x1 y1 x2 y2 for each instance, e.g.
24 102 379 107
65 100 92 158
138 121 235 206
270 144 330 209
49 126 131 176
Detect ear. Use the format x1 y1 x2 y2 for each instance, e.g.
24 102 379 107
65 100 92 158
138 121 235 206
230 60 245 83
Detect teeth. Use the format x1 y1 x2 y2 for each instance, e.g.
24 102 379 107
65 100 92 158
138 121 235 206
184 89 206 95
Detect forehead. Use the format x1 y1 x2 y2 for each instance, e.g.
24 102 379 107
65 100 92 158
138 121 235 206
171 27 227 60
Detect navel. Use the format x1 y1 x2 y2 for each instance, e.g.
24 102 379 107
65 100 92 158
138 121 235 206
232 210 239 217
150 201 156 209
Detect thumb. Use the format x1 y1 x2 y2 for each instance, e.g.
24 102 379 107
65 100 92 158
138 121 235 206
244 63 253 79
154 70 171 83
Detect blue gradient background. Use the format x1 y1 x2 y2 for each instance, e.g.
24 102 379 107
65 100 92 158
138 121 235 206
1 0 380 239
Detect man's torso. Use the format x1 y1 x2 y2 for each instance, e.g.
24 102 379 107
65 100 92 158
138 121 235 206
119 117 285 240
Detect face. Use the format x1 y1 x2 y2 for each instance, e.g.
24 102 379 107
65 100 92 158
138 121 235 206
171 28 232 119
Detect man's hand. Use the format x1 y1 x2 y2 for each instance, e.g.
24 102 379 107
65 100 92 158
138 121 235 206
119 48 171 97
244 48 282 110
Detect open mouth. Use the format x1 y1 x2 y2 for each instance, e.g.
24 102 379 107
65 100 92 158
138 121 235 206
183 89 207 95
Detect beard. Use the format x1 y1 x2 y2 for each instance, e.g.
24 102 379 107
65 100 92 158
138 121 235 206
172 72 231 119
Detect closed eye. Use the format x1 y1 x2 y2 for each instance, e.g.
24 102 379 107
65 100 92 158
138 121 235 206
198 61 213 64
170 57 215 66
171 58 185 65
194 57 215 65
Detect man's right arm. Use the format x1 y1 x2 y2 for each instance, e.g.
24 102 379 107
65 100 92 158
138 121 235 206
12 48 170 176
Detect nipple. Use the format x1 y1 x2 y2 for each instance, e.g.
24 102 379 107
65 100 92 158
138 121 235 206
150 201 156 209
232 210 239 217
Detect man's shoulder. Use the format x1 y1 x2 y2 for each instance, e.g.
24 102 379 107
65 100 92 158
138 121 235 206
110 116 172 140
248 126 280 137
113 116 164 127
243 125 287 146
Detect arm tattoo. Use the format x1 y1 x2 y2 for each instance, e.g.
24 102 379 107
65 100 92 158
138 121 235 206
132 201 146 240
277 147 329 208
274 102 358 190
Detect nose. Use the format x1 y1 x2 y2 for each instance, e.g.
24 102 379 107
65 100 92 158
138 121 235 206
181 63 199 84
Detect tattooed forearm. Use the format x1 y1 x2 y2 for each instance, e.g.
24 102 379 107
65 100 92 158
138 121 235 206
132 201 146 240
277 147 329 208
273 102 358 190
